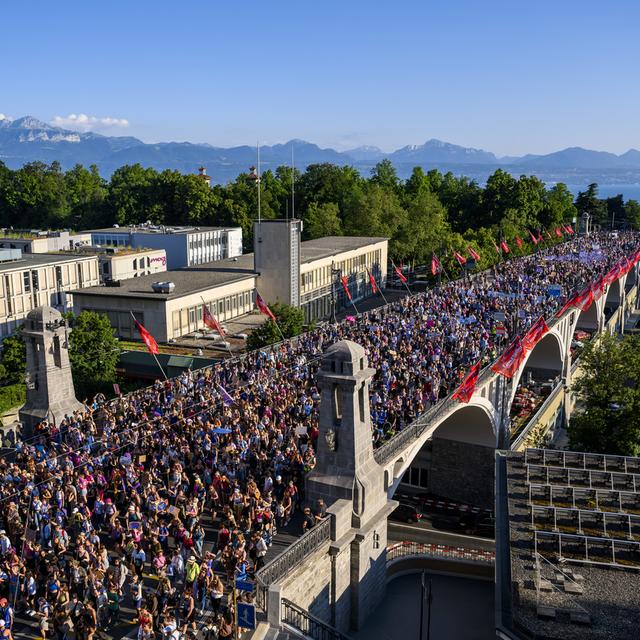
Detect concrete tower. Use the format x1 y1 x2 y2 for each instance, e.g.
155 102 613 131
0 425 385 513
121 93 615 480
19 306 84 437
306 340 396 630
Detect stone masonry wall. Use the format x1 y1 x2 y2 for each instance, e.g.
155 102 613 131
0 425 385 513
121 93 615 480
429 437 495 509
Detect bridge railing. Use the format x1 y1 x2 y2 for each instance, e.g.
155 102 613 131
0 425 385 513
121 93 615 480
281 599 354 640
255 516 332 611
387 541 495 565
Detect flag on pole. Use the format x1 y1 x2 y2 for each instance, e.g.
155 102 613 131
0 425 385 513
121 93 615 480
340 276 352 301
554 227 563 238
452 362 481 403
467 246 480 261
431 253 442 276
564 224 574 235
217 384 234 406
500 240 510 254
491 337 526 378
202 304 225 337
529 230 539 245
255 292 276 321
453 250 467 266
515 236 523 249
537 231 543 243
366 268 377 294
392 261 407 283
134 319 159 355
522 316 549 353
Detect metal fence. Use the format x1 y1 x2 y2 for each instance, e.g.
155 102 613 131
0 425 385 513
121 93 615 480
281 599 353 640
387 541 495 565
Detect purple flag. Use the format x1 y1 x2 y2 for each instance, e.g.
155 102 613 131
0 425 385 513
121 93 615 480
217 384 234 406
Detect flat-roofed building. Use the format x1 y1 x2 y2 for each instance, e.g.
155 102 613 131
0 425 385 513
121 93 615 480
71 256 257 342
0 229 92 253
89 224 243 269
299 236 388 323
0 252 100 338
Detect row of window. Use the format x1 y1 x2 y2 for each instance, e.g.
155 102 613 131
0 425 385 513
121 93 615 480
171 290 254 338
300 249 383 293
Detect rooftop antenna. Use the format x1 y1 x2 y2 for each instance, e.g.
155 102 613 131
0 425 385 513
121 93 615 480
291 142 295 221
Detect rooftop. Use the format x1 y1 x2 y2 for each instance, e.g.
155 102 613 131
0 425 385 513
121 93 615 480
0 252 96 273
89 225 240 235
300 236 388 263
72 260 257 300
502 448 640 639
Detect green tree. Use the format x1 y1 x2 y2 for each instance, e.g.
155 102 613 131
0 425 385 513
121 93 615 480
67 311 120 398
304 202 343 239
575 183 607 226
568 333 640 456
625 199 640 229
246 302 306 350
0 332 26 385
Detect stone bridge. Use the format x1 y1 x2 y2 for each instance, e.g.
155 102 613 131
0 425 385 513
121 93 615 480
256 261 640 637
373 262 639 508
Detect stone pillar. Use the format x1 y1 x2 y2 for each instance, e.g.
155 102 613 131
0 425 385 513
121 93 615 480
306 340 396 632
19 306 84 438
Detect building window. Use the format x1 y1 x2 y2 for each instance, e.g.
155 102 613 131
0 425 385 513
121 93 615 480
31 270 40 291
55 266 63 287
23 272 30 293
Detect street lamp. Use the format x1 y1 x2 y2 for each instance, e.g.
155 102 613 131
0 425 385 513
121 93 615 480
330 261 341 324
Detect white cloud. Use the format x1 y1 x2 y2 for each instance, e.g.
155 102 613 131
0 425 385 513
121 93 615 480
51 113 129 131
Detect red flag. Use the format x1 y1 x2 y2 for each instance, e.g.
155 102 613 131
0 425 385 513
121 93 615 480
591 275 606 301
491 337 526 378
564 224 574 235
500 240 510 254
367 268 377 294
453 250 467 266
537 231 543 243
467 246 480 261
203 305 225 337
529 230 539 245
452 362 481 404
554 227 563 238
431 253 441 276
515 236 523 249
340 275 352 301
256 292 276 321
393 262 407 283
574 286 594 312
522 316 549 353
134 319 159 355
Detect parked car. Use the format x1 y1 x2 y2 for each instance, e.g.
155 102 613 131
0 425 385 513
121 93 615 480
390 503 422 523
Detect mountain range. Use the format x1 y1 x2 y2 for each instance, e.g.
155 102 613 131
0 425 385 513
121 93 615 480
2 115 640 186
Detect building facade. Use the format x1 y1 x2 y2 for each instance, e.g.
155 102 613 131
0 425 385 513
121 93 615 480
299 237 388 323
89 225 243 269
96 247 167 282
0 252 100 338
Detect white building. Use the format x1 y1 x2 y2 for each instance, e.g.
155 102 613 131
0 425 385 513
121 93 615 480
0 250 100 338
89 224 243 270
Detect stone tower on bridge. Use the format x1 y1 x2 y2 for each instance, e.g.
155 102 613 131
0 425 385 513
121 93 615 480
19 306 84 438
306 340 396 631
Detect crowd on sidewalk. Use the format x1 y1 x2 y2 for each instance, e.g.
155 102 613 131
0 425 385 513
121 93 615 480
0 231 637 640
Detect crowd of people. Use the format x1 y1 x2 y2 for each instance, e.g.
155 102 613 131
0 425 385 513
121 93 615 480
0 231 637 640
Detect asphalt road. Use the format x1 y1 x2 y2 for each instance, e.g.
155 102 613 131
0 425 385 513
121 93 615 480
388 519 495 551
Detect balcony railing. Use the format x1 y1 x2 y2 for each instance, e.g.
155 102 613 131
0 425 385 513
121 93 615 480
387 541 495 565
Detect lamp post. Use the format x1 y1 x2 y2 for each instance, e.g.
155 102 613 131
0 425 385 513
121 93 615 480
330 261 341 324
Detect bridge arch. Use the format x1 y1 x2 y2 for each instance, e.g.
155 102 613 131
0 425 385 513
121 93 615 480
509 330 565 406
431 403 496 448
605 277 623 314
575 299 600 331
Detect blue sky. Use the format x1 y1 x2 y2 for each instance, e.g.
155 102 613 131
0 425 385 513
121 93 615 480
1 1 639 155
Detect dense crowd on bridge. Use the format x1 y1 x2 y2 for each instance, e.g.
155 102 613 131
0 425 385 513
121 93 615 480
0 231 637 640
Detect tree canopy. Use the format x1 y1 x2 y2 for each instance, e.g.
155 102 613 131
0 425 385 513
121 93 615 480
246 302 306 350
568 333 640 457
0 158 635 262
